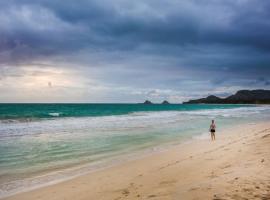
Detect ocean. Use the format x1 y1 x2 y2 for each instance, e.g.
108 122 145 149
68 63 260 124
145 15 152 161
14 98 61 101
0 103 270 197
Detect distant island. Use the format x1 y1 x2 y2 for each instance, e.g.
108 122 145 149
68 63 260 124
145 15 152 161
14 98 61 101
161 100 170 104
143 100 153 104
142 100 171 104
183 89 270 104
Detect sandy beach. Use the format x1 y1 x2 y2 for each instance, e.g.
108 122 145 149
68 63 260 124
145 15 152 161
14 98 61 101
2 121 270 200
2 0 270 198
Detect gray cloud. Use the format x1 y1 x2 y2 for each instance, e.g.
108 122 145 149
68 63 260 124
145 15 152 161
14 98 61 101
1 1 270 56
0 0 270 102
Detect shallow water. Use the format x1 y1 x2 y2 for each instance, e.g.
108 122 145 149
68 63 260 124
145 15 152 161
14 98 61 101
0 104 270 197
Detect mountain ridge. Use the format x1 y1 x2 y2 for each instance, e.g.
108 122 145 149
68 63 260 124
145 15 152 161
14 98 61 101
183 89 270 104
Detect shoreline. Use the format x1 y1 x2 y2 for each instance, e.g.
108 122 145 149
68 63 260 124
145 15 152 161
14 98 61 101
0 119 255 198
0 123 200 199
2 121 270 199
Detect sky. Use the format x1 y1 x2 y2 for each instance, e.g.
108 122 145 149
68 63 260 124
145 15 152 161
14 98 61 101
0 0 270 103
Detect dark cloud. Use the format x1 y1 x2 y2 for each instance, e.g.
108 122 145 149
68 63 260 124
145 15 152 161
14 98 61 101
1 0 270 57
0 0 270 102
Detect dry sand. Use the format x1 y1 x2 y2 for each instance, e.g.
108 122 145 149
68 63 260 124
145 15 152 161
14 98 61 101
2 122 270 200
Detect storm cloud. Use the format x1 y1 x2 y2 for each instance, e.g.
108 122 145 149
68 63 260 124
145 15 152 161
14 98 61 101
0 0 270 102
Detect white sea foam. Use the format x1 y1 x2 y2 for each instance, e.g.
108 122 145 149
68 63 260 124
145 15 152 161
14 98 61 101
48 112 61 117
1 106 270 138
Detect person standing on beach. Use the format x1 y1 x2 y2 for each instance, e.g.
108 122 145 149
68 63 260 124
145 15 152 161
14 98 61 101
209 120 216 141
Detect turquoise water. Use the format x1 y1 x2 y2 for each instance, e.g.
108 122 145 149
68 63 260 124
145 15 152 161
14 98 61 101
0 104 270 197
0 103 249 120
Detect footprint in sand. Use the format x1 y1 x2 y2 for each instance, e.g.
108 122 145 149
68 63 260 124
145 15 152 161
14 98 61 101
189 187 199 191
159 180 177 185
212 194 224 200
148 194 157 198
220 164 231 169
223 171 233 175
262 134 270 138
209 174 218 179
242 188 253 194
121 189 130 196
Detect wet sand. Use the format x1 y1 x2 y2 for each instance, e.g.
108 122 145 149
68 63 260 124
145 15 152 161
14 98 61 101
2 122 270 200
